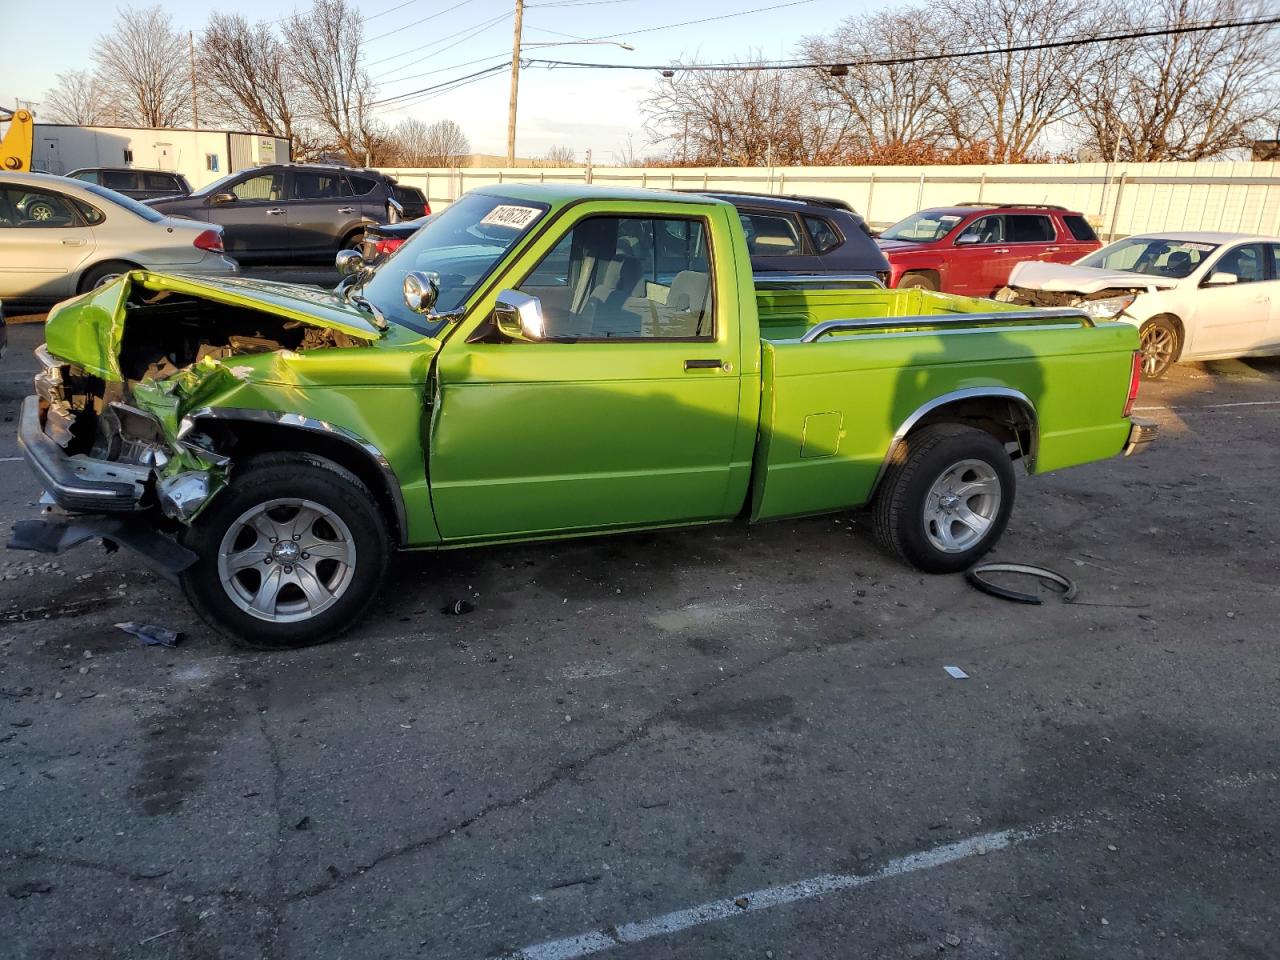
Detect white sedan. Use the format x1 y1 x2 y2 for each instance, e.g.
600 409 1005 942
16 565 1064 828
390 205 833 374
0 171 238 303
999 231 1280 377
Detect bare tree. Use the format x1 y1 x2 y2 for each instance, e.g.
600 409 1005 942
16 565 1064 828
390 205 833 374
1073 0 1280 161
92 5 189 127
802 7 958 155
644 56 850 165
199 13 298 140
383 117 469 166
541 144 576 167
936 0 1102 161
44 70 114 125
284 0 376 165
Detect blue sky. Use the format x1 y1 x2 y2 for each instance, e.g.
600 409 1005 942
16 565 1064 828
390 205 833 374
0 0 873 160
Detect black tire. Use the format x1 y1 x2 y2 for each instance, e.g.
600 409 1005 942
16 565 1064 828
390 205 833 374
872 423 1016 574
1138 315 1181 379
79 260 139 293
340 229 366 252
898 272 938 291
25 198 57 221
180 453 390 650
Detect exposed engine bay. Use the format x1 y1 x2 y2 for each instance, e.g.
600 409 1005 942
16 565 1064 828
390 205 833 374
38 292 369 522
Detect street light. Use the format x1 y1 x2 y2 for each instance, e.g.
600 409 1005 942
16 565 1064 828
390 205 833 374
507 0 634 164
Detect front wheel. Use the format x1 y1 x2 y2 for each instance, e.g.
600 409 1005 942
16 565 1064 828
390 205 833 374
872 424 1015 573
1138 316 1181 379
180 453 390 649
898 272 938 291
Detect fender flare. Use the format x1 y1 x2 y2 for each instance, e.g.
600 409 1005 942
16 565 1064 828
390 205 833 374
177 407 408 543
871 387 1039 497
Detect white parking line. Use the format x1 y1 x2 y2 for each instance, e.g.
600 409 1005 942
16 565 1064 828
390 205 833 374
494 817 1081 960
0 456 24 463
1134 400 1280 413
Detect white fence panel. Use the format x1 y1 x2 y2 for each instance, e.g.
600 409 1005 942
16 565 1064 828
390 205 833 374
377 161 1280 239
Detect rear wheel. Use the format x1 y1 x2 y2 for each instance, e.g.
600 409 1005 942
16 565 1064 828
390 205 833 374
340 228 366 252
1138 315 1181 379
180 453 390 649
872 424 1015 573
898 272 938 291
79 260 139 292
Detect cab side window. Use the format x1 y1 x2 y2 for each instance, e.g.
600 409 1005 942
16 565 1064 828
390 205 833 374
516 216 713 340
804 216 841 254
739 211 804 256
0 186 79 228
1005 215 1055 243
231 173 284 201
1213 244 1267 284
292 172 352 199
957 215 1004 244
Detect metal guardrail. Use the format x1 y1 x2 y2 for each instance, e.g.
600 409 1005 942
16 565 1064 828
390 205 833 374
798 308 1093 343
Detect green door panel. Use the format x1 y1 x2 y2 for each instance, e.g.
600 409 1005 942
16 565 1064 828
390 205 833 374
428 200 759 543
751 320 1138 521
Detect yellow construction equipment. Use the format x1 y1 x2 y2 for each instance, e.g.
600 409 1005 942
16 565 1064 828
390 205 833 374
1 107 35 172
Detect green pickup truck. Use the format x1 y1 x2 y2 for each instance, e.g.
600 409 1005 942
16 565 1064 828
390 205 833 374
12 184 1155 648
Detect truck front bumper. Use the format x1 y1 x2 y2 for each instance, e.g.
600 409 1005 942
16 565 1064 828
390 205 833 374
17 395 149 512
1124 417 1158 455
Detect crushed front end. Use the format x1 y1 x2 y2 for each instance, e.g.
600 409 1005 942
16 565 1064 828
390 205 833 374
9 271 380 577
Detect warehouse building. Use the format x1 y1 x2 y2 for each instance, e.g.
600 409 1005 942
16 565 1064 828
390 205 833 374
30 124 291 191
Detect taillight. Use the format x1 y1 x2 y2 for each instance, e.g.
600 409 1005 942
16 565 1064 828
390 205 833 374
423 201 431 216
374 237 405 256
1123 349 1141 417
194 229 224 253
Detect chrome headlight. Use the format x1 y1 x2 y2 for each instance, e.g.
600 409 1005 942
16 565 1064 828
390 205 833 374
1079 294 1136 320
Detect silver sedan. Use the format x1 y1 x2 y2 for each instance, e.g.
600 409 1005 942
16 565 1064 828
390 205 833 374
0 171 238 303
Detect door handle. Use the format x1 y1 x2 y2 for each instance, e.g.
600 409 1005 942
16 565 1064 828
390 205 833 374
337 206 355 214
684 358 726 371
60 238 86 246
1044 246 1061 252
991 247 1010 254
266 208 285 216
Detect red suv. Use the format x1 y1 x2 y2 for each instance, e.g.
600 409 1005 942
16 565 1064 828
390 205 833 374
876 203 1102 296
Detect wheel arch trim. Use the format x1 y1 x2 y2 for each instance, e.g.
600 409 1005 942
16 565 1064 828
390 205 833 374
177 407 407 544
870 387 1038 497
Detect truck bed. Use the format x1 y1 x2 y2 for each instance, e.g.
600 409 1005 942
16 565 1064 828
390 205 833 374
748 281 1138 522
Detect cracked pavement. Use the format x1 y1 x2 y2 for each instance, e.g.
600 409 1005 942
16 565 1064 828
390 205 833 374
2 320 1279 959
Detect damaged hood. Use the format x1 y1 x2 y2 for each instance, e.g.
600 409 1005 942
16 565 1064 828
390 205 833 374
1007 260 1179 294
45 271 384 381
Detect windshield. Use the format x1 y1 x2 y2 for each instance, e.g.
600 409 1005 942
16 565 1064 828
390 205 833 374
880 211 963 242
362 192 549 334
81 183 166 223
1077 237 1218 279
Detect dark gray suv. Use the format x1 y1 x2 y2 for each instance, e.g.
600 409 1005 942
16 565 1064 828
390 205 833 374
147 164 404 263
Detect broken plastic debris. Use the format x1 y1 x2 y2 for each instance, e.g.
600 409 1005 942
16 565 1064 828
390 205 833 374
943 665 969 679
115 622 181 647
441 599 475 615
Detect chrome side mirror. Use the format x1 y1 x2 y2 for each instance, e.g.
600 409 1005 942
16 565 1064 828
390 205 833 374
335 249 365 276
1205 270 1238 286
493 290 545 341
210 192 237 205
954 234 979 245
403 271 441 315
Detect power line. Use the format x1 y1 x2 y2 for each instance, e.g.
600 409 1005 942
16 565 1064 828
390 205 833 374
363 0 418 21
365 5 503 66
580 0 818 43
364 0 482 44
377 50 513 85
372 14 512 79
524 13 1280 73
370 62 512 106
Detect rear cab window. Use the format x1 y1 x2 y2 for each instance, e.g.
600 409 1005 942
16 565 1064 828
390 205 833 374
346 175 379 196
102 170 139 192
292 172 353 200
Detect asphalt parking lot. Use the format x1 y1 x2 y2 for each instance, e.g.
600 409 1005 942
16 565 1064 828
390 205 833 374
2 317 1278 959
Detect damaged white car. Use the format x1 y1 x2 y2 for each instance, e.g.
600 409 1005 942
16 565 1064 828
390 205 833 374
996 232 1280 377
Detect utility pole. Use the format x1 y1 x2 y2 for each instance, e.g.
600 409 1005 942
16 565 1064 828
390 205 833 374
188 31 199 129
506 0 524 166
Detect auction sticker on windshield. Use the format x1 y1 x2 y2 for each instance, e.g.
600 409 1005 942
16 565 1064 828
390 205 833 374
480 205 542 229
